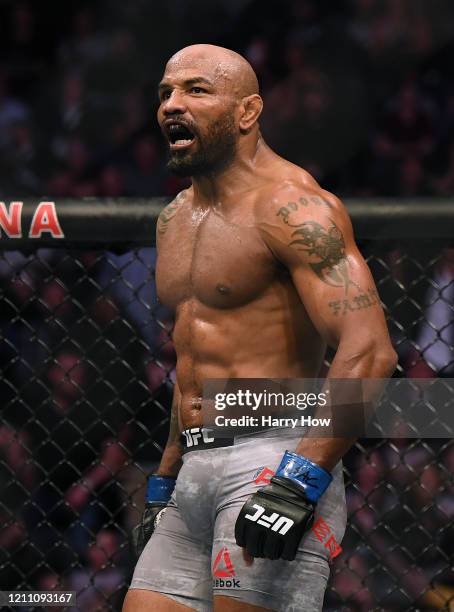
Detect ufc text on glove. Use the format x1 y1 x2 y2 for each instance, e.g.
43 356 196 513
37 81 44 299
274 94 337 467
235 451 332 561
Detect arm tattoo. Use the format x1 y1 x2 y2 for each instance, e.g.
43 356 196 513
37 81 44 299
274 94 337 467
277 196 332 224
329 288 380 316
288 219 352 292
158 200 180 235
311 196 333 209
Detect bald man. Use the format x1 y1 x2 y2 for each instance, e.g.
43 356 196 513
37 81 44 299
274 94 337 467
123 45 396 612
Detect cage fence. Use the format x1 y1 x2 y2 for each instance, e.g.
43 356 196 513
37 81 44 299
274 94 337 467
0 199 453 611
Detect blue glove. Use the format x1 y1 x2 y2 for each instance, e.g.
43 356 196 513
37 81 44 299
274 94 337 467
274 450 332 502
132 475 176 557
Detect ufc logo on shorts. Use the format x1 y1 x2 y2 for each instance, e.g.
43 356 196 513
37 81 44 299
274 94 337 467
182 427 214 447
244 503 294 535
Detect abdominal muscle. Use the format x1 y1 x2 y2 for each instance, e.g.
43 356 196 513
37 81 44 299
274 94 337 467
173 294 326 430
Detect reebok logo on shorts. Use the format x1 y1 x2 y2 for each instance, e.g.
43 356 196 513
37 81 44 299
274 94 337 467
213 546 240 588
253 466 275 484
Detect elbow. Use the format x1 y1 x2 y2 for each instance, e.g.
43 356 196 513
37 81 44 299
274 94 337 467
341 341 398 377
376 346 398 376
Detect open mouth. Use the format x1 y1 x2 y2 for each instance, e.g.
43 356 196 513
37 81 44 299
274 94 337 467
166 123 195 150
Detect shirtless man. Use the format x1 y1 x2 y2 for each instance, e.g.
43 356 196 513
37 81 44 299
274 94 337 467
123 44 397 612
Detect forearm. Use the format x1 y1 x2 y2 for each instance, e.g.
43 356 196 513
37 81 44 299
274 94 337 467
133 383 182 556
296 342 397 470
155 382 183 478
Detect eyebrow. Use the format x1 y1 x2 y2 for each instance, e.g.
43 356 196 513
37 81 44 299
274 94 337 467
158 77 214 91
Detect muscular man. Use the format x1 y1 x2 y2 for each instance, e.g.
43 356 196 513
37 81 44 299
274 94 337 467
123 44 397 612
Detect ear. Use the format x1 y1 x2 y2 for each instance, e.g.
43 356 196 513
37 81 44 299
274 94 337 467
239 94 263 132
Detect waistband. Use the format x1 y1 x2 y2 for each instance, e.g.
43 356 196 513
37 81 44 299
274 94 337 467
180 427 233 453
180 426 301 453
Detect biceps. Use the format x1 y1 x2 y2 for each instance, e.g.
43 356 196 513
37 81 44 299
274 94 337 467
292 251 387 347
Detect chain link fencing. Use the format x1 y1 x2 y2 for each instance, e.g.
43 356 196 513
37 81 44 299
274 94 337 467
0 200 453 611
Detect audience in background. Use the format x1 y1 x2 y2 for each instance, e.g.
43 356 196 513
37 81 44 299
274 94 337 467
1 0 454 199
0 1 453 610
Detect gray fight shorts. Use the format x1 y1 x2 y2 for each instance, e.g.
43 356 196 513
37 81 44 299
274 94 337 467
130 429 347 611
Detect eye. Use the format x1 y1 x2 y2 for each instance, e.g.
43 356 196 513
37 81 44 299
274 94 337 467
190 87 206 94
160 90 171 101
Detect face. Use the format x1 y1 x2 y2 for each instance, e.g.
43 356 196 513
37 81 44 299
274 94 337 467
157 58 239 177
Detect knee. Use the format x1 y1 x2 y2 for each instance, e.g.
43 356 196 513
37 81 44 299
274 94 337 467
123 589 154 612
123 588 194 611
122 589 136 612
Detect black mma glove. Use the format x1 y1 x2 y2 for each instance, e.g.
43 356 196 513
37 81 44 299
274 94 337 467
132 474 176 558
235 451 332 561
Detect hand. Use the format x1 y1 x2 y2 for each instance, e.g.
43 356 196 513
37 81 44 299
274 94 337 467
132 474 176 558
242 547 254 566
235 476 315 561
236 451 332 561
132 502 168 557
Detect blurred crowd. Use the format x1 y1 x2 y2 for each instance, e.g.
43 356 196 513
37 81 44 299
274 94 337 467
0 247 176 609
0 0 454 198
0 1 453 610
0 245 452 611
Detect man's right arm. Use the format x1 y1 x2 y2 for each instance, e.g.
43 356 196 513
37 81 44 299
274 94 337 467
133 382 182 556
132 199 184 554
155 381 183 478
155 192 184 477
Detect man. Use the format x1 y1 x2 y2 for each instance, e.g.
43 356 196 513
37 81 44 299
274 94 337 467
123 44 397 612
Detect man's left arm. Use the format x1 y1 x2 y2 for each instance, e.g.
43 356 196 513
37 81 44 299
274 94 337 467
235 186 397 561
262 187 397 468
268 190 396 471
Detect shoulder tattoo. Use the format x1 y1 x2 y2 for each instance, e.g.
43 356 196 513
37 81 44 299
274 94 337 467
158 200 181 236
275 195 358 294
276 196 332 225
288 219 351 292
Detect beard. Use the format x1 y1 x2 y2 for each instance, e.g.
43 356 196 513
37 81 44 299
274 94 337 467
166 114 237 177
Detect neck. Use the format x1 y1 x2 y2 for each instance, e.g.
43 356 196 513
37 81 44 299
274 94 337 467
190 135 271 205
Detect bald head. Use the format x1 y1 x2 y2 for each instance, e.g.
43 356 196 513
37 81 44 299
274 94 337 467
158 44 263 177
166 44 259 100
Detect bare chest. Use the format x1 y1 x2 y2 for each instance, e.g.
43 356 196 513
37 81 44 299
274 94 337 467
156 209 275 310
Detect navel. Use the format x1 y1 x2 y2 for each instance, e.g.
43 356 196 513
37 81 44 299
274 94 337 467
216 284 231 295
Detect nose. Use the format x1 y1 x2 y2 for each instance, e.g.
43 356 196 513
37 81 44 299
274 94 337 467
161 89 187 115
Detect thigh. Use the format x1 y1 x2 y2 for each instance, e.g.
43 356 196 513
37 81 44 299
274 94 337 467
210 438 345 611
129 503 213 612
214 595 273 611
123 589 195 611
212 503 330 611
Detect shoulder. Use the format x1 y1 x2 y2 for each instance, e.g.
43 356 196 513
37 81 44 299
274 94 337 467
252 172 359 271
156 189 191 238
255 175 352 242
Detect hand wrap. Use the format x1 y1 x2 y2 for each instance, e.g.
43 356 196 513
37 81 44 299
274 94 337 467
132 475 175 558
235 451 332 561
